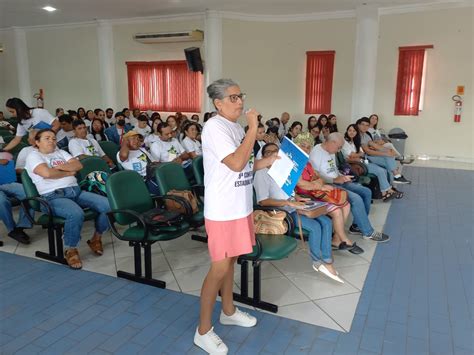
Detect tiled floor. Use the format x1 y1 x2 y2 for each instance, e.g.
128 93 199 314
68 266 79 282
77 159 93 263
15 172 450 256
1 165 472 354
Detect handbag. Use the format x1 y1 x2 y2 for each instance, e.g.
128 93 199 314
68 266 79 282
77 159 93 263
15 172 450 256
253 210 288 235
142 207 184 233
309 188 348 207
165 189 199 214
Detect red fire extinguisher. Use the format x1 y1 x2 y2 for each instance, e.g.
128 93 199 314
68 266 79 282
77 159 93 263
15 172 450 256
452 95 462 123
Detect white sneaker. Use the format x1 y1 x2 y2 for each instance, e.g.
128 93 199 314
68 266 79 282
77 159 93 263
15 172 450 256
219 307 257 327
194 327 228 354
313 263 344 283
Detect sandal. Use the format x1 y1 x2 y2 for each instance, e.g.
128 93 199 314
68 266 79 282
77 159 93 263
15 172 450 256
391 187 404 199
87 238 103 256
65 248 83 270
382 191 396 202
347 242 364 255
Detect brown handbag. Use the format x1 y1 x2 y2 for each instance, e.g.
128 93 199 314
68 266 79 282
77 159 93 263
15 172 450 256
253 210 288 235
165 189 199 214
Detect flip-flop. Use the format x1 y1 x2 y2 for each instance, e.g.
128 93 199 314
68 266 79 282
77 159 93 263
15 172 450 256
347 242 364 255
331 241 350 250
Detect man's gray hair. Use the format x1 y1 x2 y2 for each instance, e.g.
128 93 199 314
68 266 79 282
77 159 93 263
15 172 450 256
207 78 239 101
327 132 344 143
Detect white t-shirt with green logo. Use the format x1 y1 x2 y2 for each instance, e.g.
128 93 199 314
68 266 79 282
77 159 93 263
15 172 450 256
68 136 105 158
202 115 254 221
149 138 185 162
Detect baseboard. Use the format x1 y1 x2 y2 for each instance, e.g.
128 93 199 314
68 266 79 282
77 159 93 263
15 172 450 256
412 154 473 164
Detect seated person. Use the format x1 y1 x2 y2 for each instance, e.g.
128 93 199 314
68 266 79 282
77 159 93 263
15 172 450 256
25 129 111 269
181 122 202 159
310 124 322 146
0 110 15 133
56 114 75 149
94 108 109 128
3 97 60 152
0 153 33 245
285 121 303 141
342 124 403 201
90 118 109 142
321 123 331 142
150 122 192 174
254 143 343 283
15 129 38 174
133 114 152 138
117 131 160 195
357 117 411 184
310 132 390 243
144 119 162 148
368 114 414 163
68 120 114 168
104 112 132 145
293 132 363 254
105 108 115 126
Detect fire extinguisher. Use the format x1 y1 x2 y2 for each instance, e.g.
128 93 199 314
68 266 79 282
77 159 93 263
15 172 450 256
33 89 44 108
452 95 462 123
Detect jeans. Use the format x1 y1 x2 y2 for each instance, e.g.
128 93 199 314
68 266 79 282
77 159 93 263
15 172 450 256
337 182 374 236
41 186 111 248
291 212 333 263
0 183 33 232
367 156 397 183
366 163 391 192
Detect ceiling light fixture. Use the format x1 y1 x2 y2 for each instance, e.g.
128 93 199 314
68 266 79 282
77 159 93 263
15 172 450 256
42 6 57 12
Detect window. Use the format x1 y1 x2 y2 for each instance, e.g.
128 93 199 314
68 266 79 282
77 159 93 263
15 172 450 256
126 61 202 112
305 51 335 114
394 45 433 116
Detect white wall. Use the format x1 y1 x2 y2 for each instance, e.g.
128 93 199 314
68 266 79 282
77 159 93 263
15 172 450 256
375 7 473 160
222 18 356 129
0 31 20 109
26 26 101 113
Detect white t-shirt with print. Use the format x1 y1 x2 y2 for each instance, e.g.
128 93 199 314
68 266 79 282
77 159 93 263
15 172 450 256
15 146 37 170
144 134 160 148
254 168 294 213
68 136 106 158
202 115 255 221
182 136 202 155
25 149 78 195
133 126 151 138
149 138 185 163
117 149 151 177
16 108 56 137
309 144 340 183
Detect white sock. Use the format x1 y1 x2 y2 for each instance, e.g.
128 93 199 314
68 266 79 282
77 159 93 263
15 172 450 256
394 174 401 178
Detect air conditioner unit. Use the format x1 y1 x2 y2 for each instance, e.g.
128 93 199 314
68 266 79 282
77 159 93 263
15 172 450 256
133 30 204 44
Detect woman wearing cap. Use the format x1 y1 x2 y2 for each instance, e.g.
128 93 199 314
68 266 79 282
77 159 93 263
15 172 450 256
25 129 111 269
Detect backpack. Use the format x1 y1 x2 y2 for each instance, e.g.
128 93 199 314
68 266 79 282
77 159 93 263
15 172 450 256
79 171 109 196
253 210 288 235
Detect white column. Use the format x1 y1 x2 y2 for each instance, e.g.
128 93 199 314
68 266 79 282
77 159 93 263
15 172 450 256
97 21 117 110
204 10 223 112
350 5 379 121
13 28 32 106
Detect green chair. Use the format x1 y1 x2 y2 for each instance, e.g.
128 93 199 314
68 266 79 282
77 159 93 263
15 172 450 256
153 162 206 243
192 155 204 186
21 171 97 265
233 207 298 313
76 156 112 182
106 170 190 288
98 141 120 166
0 129 13 137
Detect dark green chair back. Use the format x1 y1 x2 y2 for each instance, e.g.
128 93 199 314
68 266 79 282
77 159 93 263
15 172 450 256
3 135 15 144
192 155 204 185
76 156 112 182
11 143 28 161
21 170 41 211
106 170 154 225
154 162 191 194
0 129 11 137
99 141 119 166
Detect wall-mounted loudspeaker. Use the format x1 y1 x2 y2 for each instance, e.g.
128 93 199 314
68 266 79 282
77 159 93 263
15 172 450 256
184 47 203 73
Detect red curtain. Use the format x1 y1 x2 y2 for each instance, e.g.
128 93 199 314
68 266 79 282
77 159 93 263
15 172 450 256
305 51 335 114
394 45 433 116
126 61 202 112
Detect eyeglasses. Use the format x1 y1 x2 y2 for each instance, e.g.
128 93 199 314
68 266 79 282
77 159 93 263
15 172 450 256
224 93 246 103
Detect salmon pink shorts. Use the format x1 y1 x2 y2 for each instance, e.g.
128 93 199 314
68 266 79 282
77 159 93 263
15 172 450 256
205 213 256 262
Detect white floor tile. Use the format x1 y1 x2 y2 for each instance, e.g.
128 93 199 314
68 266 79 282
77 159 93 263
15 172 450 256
163 248 211 270
314 293 361 332
335 264 370 291
271 248 314 276
288 271 359 300
173 264 210 292
276 301 344 331
233 261 284 284
158 233 208 252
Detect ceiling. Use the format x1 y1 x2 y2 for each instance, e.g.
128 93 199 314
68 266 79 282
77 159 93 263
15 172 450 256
0 0 466 28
